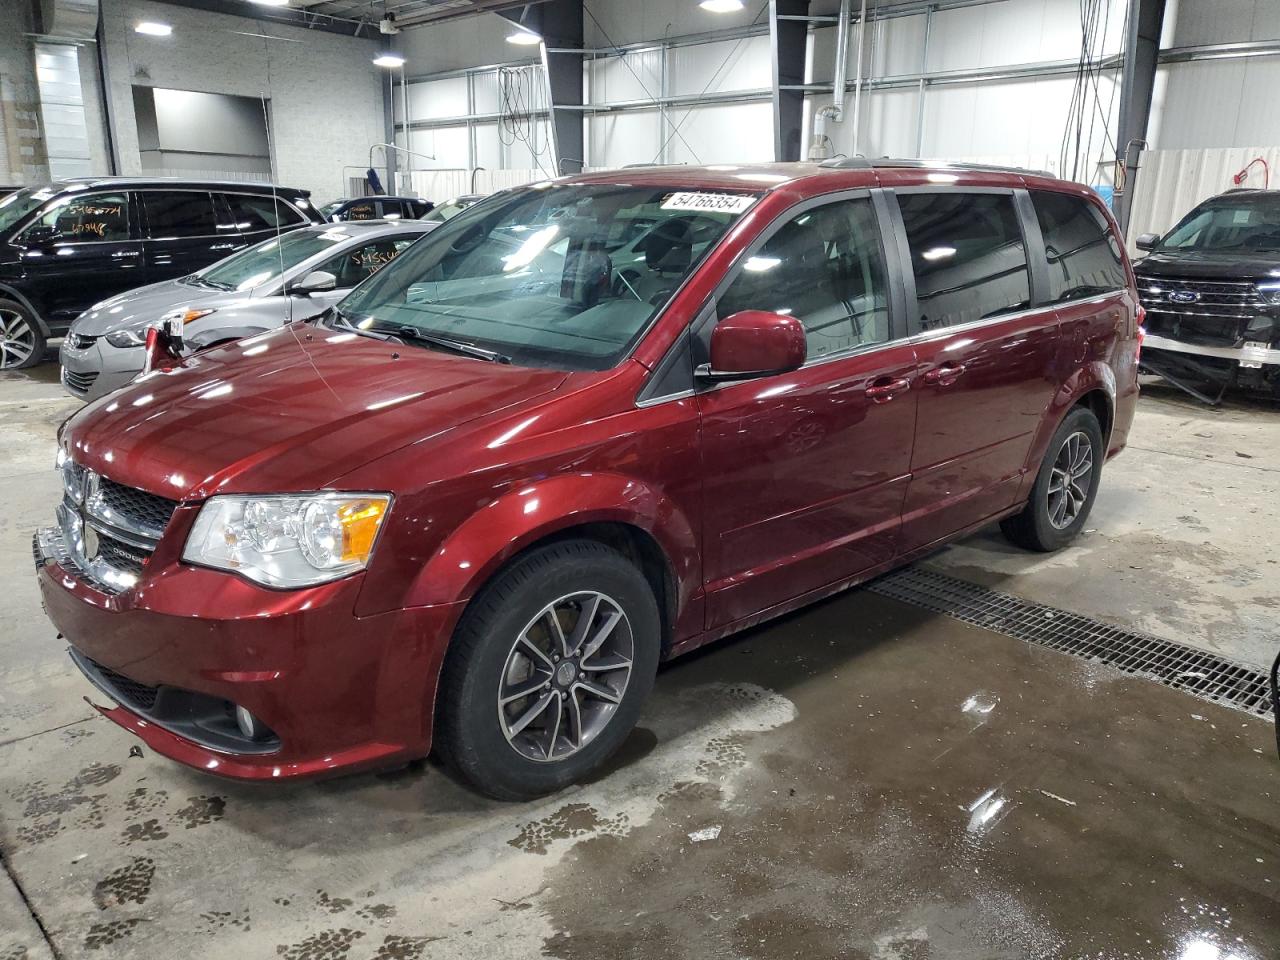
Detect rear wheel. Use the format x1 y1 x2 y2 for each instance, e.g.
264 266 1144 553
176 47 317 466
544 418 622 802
1001 406 1104 552
0 299 45 370
435 539 661 800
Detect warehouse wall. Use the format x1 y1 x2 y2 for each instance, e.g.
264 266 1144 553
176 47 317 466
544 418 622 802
99 0 383 201
0 0 51 185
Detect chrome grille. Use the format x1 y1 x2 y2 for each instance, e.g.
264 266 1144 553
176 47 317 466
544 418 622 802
1135 276 1265 318
62 368 99 395
96 477 178 538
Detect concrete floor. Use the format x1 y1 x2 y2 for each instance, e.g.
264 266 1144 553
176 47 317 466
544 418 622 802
1 366 1278 960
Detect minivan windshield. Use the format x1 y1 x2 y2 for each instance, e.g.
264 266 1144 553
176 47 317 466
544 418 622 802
0 185 59 235
196 226 361 292
337 182 756 370
1157 194 1280 254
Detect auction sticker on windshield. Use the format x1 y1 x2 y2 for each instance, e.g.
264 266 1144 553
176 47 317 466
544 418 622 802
661 192 755 214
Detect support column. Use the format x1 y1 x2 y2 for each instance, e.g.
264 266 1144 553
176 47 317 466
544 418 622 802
501 0 584 174
381 70 398 194
771 0 809 162
1114 0 1166 233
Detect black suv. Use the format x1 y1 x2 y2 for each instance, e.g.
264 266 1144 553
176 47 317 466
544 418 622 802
0 178 323 369
1134 189 1280 400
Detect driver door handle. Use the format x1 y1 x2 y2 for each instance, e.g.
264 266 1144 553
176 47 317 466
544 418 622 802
923 363 967 386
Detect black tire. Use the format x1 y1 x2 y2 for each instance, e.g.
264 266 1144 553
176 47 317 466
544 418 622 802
435 539 661 800
1001 406 1104 552
0 298 47 370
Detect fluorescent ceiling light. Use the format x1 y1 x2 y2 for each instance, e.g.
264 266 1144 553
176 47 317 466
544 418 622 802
249 0 291 6
134 21 172 35
506 29 542 45
372 53 405 67
700 0 745 12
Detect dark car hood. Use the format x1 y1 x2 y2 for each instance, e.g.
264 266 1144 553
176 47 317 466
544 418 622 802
63 324 568 499
1134 250 1280 281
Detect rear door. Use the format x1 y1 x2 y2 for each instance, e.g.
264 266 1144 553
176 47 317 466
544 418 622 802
892 188 1061 553
140 189 235 284
696 191 918 628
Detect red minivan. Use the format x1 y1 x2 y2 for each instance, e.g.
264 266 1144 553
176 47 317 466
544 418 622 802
35 160 1140 799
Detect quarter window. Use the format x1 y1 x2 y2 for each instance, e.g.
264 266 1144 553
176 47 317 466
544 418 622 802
897 192 1030 332
1031 191 1127 301
142 191 219 238
23 192 131 243
717 197 890 359
226 194 306 231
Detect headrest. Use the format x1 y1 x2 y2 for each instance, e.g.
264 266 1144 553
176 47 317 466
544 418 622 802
644 219 694 274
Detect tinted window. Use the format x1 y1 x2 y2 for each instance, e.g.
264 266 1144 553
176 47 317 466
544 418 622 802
897 192 1030 331
718 197 890 359
318 237 416 287
1032 191 1126 301
22 192 131 243
227 194 306 231
142 191 218 238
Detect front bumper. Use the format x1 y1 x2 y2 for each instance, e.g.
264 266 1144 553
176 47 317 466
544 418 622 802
35 527 463 780
1142 332 1280 367
59 338 144 401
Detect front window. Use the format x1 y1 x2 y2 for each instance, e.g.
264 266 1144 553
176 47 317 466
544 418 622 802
195 227 361 292
1158 195 1280 254
337 182 756 370
20 191 131 244
0 186 60 235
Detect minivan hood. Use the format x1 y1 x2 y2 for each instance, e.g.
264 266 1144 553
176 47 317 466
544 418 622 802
70 279 254 336
1134 250 1280 281
63 324 569 499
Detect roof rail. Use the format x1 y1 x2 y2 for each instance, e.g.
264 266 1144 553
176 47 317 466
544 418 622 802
819 156 1054 178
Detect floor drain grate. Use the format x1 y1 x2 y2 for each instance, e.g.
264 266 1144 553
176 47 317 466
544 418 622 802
868 566 1275 719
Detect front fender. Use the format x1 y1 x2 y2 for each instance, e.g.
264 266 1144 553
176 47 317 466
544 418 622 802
402 472 699 612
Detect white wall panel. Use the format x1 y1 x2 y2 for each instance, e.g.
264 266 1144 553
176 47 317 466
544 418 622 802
926 0 1125 72
667 35 771 96
587 49 662 105
1151 59 1280 149
1162 0 1280 47
588 110 661 168
665 102 774 165
403 76 470 122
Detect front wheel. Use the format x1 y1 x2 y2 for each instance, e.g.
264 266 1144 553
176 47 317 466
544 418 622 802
0 299 46 370
435 539 661 800
1001 406 1104 552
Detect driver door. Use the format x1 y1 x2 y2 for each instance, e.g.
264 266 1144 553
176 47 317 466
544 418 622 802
696 192 918 629
15 191 143 331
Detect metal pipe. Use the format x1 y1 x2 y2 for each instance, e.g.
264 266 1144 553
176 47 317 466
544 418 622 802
832 0 852 120
850 0 868 155
915 4 934 156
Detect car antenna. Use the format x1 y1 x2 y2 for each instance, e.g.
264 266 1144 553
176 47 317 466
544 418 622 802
259 92 289 326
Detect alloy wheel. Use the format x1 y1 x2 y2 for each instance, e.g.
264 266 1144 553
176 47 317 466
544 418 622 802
0 309 35 369
1046 430 1093 529
497 591 634 763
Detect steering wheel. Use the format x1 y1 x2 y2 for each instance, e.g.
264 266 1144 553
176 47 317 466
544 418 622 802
612 267 643 301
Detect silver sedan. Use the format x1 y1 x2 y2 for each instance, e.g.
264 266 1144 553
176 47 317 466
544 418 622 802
59 220 434 402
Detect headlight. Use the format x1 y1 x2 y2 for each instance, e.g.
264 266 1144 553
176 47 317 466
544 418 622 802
1258 281 1280 305
105 328 147 348
182 493 391 588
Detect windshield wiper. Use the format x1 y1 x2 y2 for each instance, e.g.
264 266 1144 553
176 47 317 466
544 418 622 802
369 323 511 364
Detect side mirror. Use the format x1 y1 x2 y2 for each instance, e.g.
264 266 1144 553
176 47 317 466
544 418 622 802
1135 233 1160 252
290 270 337 295
22 224 59 247
696 310 807 383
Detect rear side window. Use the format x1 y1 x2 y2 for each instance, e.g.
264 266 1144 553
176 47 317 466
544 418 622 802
717 196 890 360
142 191 218 238
897 192 1030 331
227 194 307 231
1032 191 1126 301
